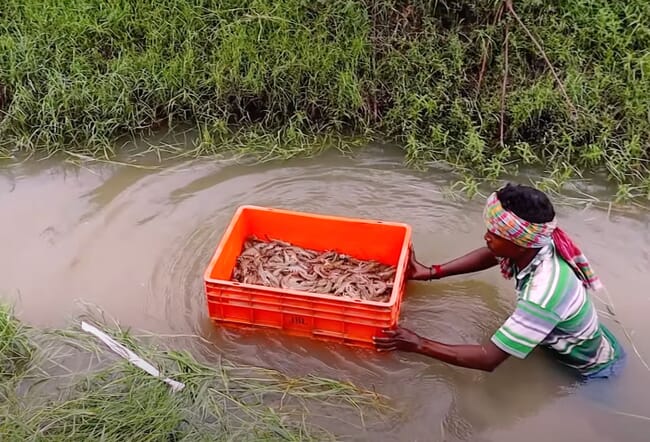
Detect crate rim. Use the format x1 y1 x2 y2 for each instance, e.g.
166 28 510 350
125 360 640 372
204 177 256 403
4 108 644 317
203 204 412 308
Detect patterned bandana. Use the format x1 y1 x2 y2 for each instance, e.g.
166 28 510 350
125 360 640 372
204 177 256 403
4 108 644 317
483 192 602 290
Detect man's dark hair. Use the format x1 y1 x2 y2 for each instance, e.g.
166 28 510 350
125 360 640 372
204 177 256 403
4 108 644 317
496 183 555 223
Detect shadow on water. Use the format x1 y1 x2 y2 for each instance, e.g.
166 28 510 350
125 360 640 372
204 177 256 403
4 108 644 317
1 144 649 441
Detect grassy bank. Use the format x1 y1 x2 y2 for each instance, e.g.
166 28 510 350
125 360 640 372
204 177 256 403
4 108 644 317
0 1 649 197
0 305 388 440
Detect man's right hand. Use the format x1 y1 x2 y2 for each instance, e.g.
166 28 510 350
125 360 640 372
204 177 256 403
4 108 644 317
407 249 441 281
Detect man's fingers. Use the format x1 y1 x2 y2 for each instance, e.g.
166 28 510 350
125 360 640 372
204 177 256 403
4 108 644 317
375 334 400 351
374 330 402 352
375 340 397 349
373 337 394 344
374 337 398 351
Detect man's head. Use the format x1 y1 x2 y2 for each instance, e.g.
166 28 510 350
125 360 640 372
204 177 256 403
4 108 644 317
495 183 555 223
483 183 556 259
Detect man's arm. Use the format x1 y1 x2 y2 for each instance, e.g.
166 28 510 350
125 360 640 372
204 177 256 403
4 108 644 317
373 327 510 372
375 299 562 371
409 247 499 281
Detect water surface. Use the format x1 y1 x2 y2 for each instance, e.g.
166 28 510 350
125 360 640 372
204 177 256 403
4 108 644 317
1 143 648 441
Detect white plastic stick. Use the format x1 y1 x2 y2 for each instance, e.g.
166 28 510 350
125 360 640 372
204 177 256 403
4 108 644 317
81 321 185 392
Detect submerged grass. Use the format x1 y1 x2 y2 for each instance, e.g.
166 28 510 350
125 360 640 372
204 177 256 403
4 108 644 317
0 1 649 197
0 306 389 441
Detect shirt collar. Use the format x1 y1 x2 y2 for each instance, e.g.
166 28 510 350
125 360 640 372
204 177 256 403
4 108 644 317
515 244 553 281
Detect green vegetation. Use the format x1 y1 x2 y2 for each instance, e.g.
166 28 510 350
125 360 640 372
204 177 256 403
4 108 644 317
0 306 387 440
0 304 33 381
0 1 648 196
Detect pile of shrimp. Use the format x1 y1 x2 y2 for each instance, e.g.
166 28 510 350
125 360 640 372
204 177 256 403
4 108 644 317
232 236 396 302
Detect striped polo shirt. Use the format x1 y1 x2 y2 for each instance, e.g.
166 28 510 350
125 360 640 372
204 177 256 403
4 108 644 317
491 244 622 376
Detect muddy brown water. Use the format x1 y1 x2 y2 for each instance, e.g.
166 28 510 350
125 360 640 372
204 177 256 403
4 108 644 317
1 142 649 441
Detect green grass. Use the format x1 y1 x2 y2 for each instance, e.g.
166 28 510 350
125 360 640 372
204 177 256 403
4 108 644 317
0 1 649 197
0 304 33 382
0 305 389 440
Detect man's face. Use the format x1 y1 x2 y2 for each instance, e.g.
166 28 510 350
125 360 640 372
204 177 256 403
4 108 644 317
483 230 524 259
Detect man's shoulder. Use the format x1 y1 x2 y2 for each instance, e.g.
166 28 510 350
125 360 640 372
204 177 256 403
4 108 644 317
520 251 581 309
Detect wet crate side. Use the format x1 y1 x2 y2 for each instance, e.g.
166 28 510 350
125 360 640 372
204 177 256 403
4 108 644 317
205 283 401 347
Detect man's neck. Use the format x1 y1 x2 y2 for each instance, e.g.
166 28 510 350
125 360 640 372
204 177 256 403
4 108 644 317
514 248 540 271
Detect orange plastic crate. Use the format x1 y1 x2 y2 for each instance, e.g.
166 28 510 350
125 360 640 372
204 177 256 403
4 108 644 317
203 205 412 348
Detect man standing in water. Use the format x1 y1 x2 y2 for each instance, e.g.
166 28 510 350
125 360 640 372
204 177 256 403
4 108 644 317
374 183 625 379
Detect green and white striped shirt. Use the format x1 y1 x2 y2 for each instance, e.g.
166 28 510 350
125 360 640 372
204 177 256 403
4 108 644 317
491 244 622 375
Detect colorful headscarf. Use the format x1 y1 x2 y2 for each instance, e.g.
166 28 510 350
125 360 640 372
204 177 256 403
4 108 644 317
483 191 602 291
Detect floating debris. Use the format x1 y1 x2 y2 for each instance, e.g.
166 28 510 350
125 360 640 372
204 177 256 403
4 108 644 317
232 236 396 302
81 321 185 392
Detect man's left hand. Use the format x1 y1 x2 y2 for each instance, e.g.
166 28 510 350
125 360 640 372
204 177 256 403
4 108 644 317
373 327 423 353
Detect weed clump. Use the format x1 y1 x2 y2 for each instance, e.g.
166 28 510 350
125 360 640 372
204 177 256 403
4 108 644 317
0 306 388 440
0 304 33 381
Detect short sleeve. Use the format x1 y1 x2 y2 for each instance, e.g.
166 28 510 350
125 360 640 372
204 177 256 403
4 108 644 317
491 299 562 359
